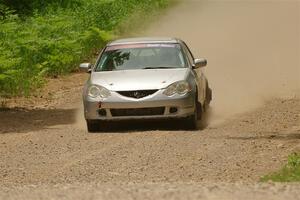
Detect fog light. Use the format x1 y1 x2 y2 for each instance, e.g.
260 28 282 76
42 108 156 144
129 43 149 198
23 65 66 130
169 107 178 114
98 109 107 116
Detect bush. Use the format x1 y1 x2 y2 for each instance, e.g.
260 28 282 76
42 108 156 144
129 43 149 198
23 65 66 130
0 0 170 96
261 153 300 182
1 0 82 16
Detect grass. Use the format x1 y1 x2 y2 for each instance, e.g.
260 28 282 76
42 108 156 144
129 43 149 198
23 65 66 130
0 0 171 97
261 153 300 182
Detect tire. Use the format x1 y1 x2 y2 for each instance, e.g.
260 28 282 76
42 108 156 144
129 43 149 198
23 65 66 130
86 120 100 133
200 85 212 129
206 84 212 106
185 100 201 130
186 114 197 130
204 84 212 112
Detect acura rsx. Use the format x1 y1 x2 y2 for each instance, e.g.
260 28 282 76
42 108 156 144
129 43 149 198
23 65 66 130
80 37 212 132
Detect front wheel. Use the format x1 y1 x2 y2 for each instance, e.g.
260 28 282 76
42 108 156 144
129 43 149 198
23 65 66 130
205 85 212 107
185 101 202 130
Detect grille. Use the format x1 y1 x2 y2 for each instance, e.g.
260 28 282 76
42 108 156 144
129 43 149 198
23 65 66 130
117 90 158 99
110 107 165 117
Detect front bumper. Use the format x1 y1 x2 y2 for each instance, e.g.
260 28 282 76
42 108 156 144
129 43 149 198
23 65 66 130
83 90 195 121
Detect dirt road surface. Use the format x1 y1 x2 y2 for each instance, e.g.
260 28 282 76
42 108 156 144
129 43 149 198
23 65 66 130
0 0 300 199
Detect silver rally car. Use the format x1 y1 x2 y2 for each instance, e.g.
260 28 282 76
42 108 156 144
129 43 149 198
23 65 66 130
80 37 212 132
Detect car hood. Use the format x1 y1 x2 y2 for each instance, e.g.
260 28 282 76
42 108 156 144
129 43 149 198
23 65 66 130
90 68 190 91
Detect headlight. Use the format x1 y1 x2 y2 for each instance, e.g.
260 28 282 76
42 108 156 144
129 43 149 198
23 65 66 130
163 81 191 96
88 85 111 98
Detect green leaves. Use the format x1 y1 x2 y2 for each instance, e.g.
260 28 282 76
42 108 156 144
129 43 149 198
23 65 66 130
0 4 17 20
0 0 170 96
1 0 83 16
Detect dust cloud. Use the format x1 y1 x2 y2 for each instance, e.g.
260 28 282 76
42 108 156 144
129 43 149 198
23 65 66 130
143 0 300 124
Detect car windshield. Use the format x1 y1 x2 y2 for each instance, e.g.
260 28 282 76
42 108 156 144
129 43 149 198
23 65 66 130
95 43 187 71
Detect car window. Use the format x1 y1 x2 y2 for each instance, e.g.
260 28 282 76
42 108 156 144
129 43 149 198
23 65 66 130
95 43 188 71
182 42 194 66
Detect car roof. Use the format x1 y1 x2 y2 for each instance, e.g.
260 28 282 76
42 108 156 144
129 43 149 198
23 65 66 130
107 37 181 46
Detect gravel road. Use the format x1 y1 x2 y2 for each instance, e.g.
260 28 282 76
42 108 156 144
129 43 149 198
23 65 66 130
1 183 300 200
0 0 299 199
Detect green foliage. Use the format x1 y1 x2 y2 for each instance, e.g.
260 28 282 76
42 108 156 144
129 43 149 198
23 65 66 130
261 153 300 182
0 0 170 96
1 0 82 16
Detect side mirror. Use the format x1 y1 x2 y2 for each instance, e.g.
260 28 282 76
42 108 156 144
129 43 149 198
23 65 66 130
79 63 93 73
193 58 207 69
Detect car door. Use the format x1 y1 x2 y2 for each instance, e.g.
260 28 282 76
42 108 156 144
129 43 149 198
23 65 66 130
181 42 206 105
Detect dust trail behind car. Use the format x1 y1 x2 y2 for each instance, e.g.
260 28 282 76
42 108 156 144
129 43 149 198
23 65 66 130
144 0 300 124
